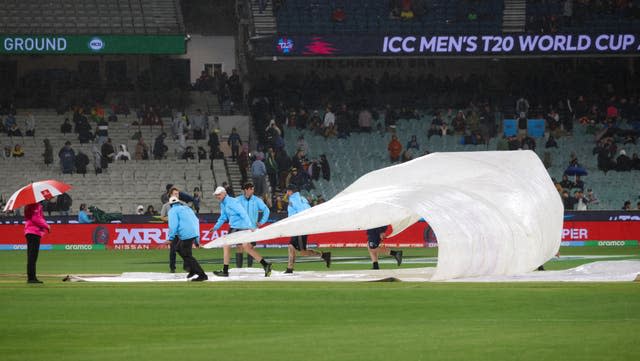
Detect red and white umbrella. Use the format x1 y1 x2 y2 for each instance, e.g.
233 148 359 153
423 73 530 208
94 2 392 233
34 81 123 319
3 179 72 212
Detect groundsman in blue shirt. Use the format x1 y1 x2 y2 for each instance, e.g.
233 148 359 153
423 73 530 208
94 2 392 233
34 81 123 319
210 186 272 277
167 197 207 281
284 184 331 274
233 182 270 268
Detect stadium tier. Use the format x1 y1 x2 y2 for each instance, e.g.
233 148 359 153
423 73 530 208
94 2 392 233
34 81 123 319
0 0 184 35
526 0 640 34
275 0 504 35
0 110 224 215
281 111 640 211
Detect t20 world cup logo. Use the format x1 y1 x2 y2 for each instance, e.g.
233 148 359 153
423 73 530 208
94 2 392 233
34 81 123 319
277 37 294 54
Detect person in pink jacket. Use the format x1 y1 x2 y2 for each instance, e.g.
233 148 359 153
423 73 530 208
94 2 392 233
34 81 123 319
24 202 50 283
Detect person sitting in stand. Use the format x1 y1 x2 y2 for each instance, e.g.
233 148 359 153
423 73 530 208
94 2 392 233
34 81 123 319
400 0 414 20
332 6 346 22
574 175 585 191
115 144 131 161
545 135 558 148
197 146 207 162
60 118 72 134
101 138 116 164
4 113 17 134
78 204 93 223
387 134 403 163
559 175 575 190
145 205 158 216
406 135 420 152
7 123 22 137
616 149 632 171
182 146 196 160
11 144 24 157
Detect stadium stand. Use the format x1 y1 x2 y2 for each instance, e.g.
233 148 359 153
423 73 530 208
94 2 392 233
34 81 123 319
0 109 225 215
525 0 640 34
247 57 640 212
180 0 237 35
0 0 184 35
2 0 639 216
278 110 639 211
275 0 504 35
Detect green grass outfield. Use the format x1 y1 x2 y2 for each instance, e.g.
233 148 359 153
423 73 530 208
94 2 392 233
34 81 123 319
1 247 639 361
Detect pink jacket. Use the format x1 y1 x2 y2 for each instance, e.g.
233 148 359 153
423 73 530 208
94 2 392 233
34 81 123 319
24 203 49 237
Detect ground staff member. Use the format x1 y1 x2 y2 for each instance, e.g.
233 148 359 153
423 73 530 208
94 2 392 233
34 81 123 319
24 202 50 283
284 185 331 274
211 186 272 277
234 182 270 268
161 186 196 273
168 196 207 281
366 225 403 270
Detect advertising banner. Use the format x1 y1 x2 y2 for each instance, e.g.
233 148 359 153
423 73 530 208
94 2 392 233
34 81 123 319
0 35 185 55
267 33 640 58
562 221 640 246
0 222 431 250
1 212 637 250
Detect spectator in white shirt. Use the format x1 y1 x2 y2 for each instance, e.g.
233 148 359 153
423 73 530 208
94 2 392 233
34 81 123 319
322 106 337 138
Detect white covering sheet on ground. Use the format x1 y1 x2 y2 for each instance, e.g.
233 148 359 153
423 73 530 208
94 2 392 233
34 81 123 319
205 151 564 280
66 260 640 283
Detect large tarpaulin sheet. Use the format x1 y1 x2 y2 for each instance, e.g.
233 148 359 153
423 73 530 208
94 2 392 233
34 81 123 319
67 261 640 283
205 151 564 281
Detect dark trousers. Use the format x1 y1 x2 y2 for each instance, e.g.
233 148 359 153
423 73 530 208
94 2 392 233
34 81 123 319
176 237 205 276
240 165 248 184
231 145 239 161
169 239 177 270
252 175 265 196
26 233 41 281
268 172 277 192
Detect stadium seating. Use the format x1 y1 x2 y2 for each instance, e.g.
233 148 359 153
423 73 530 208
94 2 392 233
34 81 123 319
275 0 504 35
0 0 184 35
0 110 225 215
525 0 640 34
283 112 639 210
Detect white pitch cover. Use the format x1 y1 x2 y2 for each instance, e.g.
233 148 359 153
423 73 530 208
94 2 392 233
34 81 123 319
204 151 564 281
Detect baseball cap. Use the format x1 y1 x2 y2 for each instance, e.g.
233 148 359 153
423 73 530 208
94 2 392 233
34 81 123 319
213 186 226 195
169 196 180 205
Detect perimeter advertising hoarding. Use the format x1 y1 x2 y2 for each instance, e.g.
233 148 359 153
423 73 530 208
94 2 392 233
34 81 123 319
0 222 431 250
0 216 638 250
270 33 640 57
0 35 185 54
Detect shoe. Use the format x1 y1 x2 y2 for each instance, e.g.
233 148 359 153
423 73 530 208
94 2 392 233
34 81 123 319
284 269 293 274
213 270 229 277
186 271 196 278
27 279 43 284
537 265 545 271
170 268 176 273
393 251 403 266
321 252 332 268
191 274 208 282
263 262 273 277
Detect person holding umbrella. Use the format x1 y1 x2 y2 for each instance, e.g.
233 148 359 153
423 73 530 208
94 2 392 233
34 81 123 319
3 180 72 284
24 202 50 283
